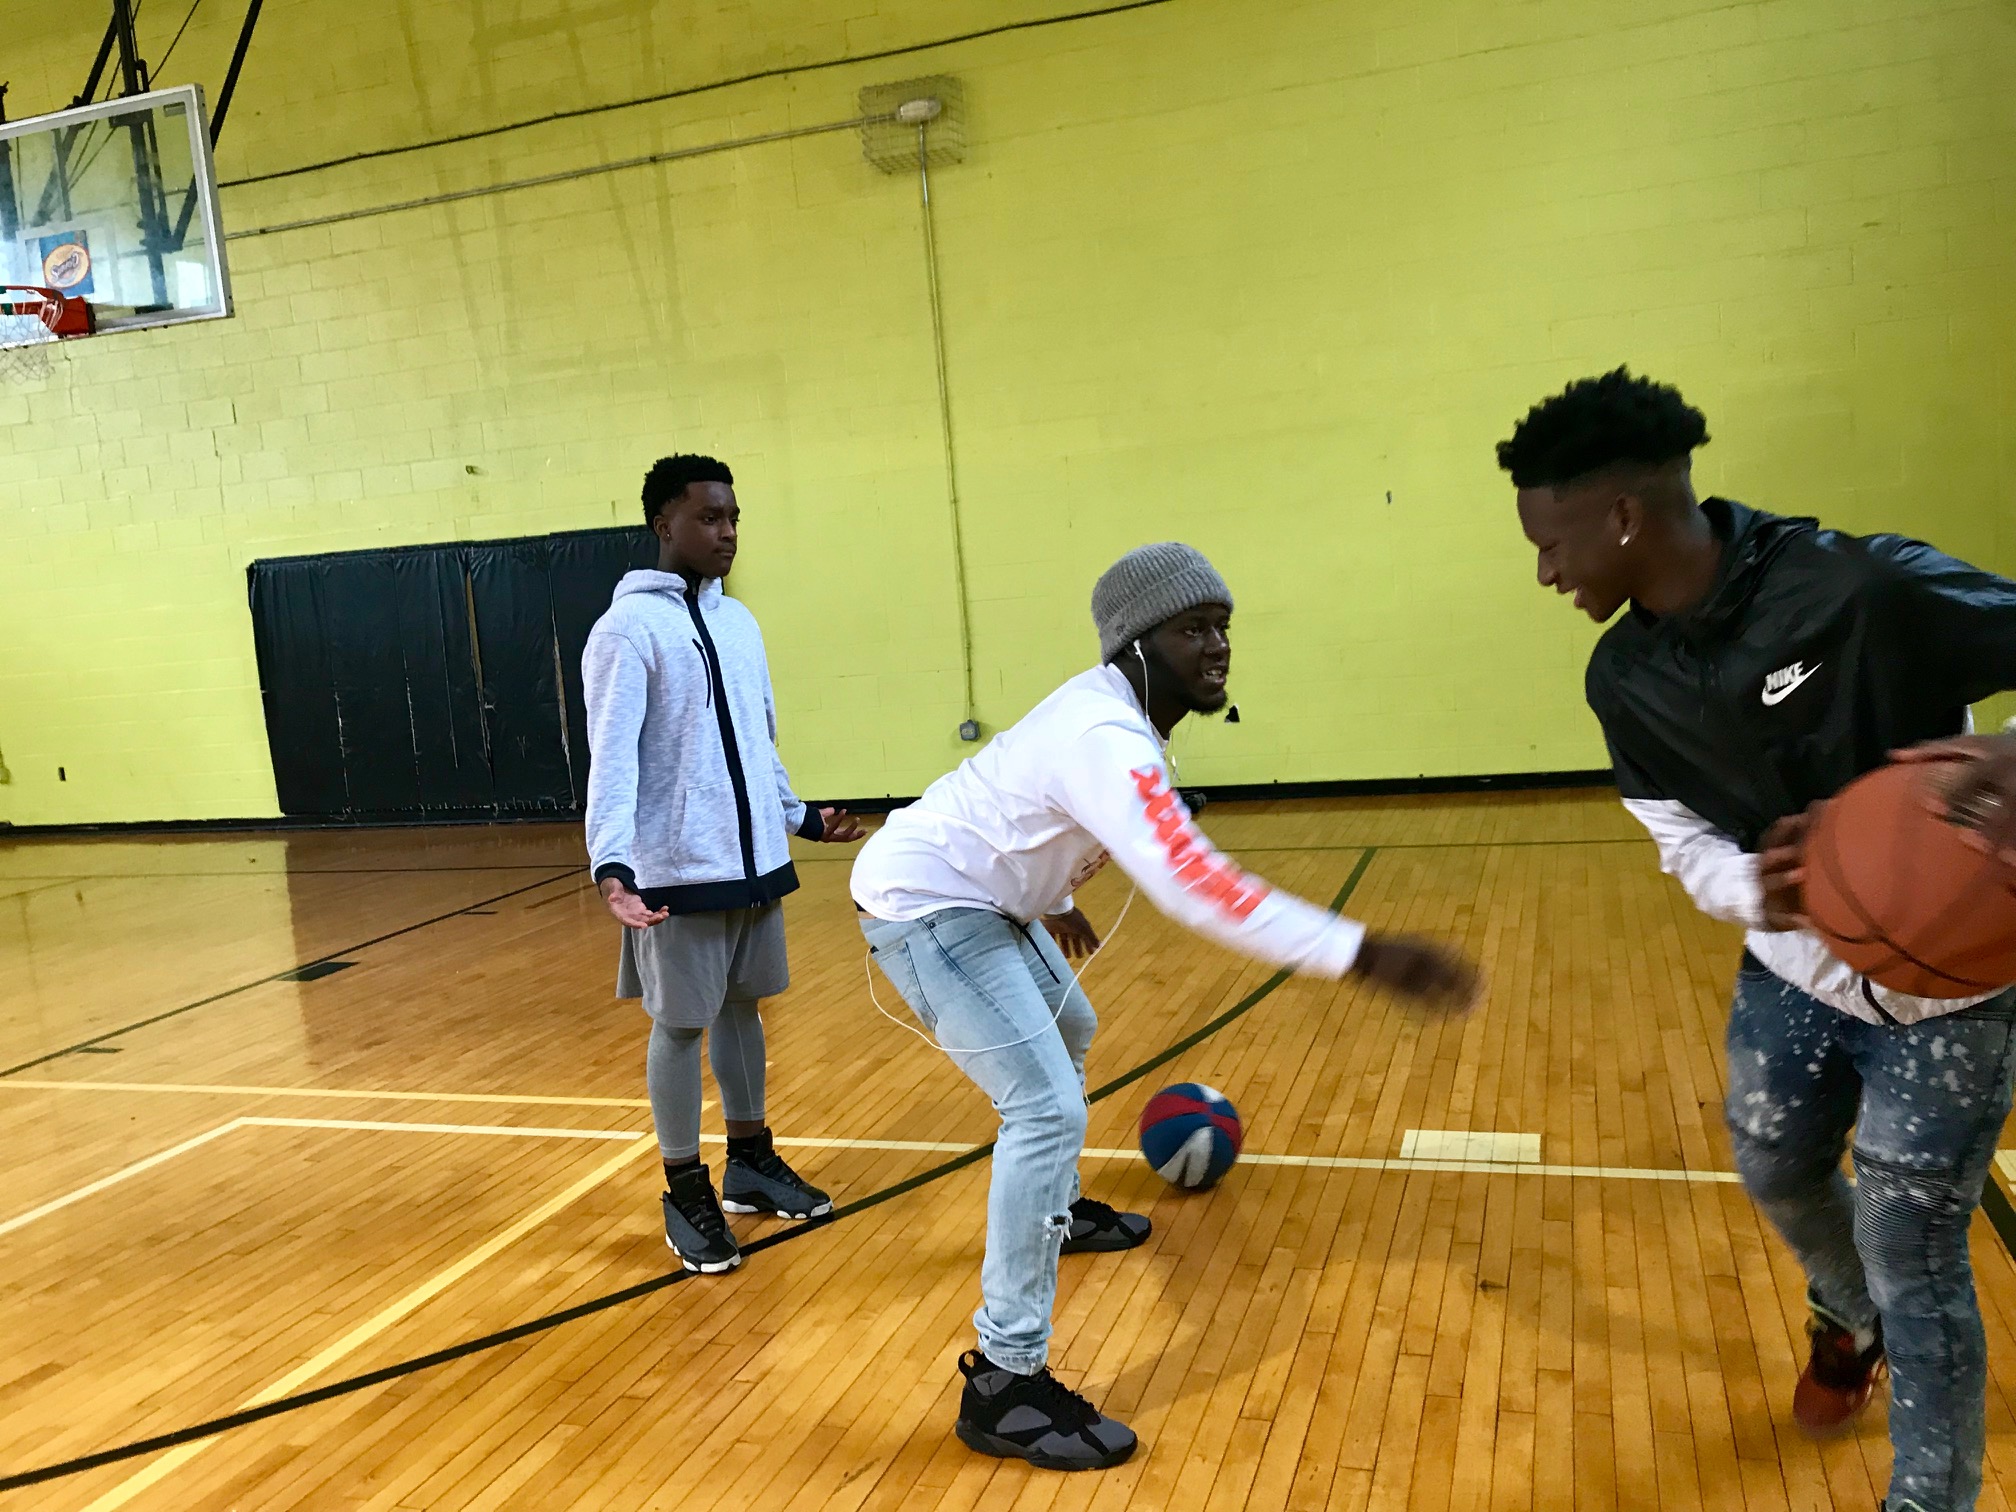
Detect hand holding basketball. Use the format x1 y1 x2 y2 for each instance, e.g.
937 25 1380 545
1352 934 1480 1011
1802 755 2016 997
1757 804 1821 931
1892 734 2016 861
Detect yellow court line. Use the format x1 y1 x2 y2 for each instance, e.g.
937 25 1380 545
4 1079 656 1109
79 1135 657 1512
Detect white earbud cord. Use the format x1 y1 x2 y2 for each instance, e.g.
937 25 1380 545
864 883 1139 1057
864 638 1349 1050
859 645 1354 1053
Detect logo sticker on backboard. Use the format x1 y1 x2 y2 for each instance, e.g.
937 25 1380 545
38 233 94 295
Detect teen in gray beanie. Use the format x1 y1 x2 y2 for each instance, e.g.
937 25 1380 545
1091 543 1234 662
850 537 1478 1471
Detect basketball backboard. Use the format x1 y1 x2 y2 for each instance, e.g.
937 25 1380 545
0 83 231 348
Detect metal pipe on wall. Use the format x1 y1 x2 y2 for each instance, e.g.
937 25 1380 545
914 115 981 741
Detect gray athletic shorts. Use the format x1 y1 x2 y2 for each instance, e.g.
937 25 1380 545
616 902 790 1028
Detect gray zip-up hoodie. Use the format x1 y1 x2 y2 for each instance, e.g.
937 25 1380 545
582 570 822 913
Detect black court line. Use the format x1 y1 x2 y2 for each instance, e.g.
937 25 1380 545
1085 848 1380 1105
526 885 594 910
0 878 82 904
278 962 358 983
0 870 584 1079
0 849 1378 1493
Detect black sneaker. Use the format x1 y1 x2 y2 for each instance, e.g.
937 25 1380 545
954 1351 1137 1470
721 1130 833 1219
1059 1196 1151 1254
663 1163 741 1274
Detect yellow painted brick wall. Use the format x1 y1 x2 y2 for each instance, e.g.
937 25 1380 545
3 0 2013 824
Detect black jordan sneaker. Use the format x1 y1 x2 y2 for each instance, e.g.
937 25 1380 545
721 1129 833 1220
953 1350 1138 1470
663 1162 741 1274
1058 1196 1152 1254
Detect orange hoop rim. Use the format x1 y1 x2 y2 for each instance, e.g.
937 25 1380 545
0 285 93 339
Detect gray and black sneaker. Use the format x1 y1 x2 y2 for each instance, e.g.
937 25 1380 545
954 1350 1138 1471
722 1130 833 1219
1059 1196 1151 1254
663 1163 741 1274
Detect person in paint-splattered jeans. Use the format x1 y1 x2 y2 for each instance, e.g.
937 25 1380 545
1727 960 2016 1512
1497 368 2016 1512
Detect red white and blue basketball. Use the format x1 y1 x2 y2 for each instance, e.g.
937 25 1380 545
1139 1082 1242 1190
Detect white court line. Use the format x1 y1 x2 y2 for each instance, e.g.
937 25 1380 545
4 1079 655 1109
5 1118 1744 1247
0 1116 649 1239
0 1085 1744 1182
1079 1146 1744 1183
79 1135 656 1512
726 1135 1744 1184
0 1123 245 1239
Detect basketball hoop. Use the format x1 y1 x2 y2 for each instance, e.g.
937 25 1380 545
0 285 92 386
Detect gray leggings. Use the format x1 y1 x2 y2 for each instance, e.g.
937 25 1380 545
647 999 766 1161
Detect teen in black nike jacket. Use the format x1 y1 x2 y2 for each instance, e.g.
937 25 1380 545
1501 368 2016 1512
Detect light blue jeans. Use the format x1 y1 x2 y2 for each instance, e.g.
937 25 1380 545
1724 958 2016 1512
860 907 1096 1374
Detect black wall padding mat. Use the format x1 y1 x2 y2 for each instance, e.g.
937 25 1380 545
248 526 655 820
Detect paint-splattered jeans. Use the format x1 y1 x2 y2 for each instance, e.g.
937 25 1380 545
1725 956 2016 1512
859 908 1095 1374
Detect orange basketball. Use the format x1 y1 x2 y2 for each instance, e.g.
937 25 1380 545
1803 757 2016 999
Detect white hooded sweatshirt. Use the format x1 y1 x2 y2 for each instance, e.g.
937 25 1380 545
582 570 819 912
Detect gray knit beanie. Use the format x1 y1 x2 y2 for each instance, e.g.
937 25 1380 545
1091 543 1234 661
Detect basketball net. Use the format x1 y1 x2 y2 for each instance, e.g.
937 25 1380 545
0 287 80 387
0 311 58 385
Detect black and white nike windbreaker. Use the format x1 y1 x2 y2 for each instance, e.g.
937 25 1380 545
1589 497 2016 1023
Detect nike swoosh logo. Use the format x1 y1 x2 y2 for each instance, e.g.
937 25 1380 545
1761 663 1821 706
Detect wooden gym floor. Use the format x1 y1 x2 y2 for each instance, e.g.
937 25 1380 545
9 791 2016 1512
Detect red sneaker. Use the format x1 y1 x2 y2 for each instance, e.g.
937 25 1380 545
1792 1314 1885 1435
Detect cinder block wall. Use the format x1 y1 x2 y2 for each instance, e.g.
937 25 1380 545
4 0 2012 823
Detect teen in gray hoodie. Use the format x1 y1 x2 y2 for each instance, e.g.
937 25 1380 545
583 454 864 1273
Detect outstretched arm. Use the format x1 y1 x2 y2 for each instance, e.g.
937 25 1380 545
1051 724 1476 1006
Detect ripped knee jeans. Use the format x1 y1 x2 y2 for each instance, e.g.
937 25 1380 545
1724 956 2016 1512
860 908 1099 1374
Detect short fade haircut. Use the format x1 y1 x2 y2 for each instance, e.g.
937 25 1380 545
642 454 734 525
1496 367 1709 489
